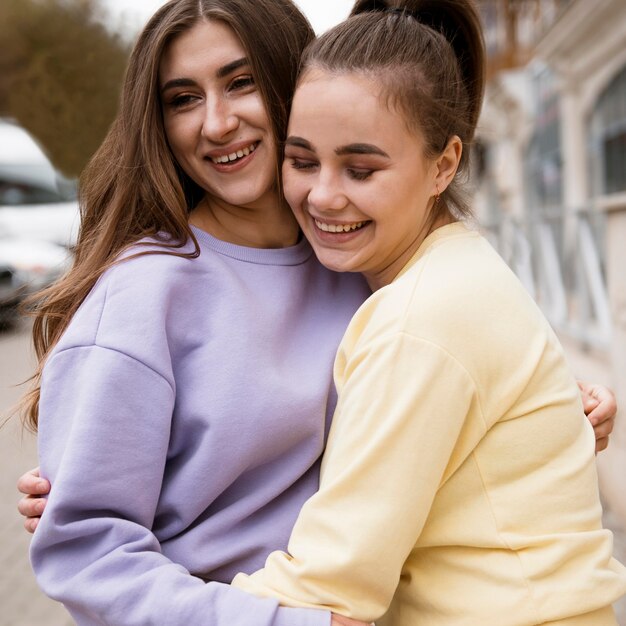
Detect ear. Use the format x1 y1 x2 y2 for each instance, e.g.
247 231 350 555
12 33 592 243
434 135 462 193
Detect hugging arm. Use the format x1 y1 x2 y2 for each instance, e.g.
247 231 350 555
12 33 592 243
577 381 616 452
17 380 617 530
233 334 477 622
29 345 329 626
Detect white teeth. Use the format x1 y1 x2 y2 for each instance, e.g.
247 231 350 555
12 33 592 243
315 220 365 233
211 143 257 164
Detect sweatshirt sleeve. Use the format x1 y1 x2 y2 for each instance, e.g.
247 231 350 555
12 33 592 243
31 345 330 626
232 332 480 621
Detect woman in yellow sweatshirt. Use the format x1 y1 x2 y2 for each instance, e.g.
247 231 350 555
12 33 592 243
233 1 626 623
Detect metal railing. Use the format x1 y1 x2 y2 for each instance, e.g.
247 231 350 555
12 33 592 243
481 206 612 348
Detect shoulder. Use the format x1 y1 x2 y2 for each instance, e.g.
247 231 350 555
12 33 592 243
346 224 550 361
400 226 538 335
111 233 203 288
53 234 210 371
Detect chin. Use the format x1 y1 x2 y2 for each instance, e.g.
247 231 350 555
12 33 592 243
314 254 354 275
226 186 275 208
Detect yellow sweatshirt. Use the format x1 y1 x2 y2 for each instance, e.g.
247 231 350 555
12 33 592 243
233 223 626 625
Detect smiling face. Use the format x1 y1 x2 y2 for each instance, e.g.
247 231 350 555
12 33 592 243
283 70 456 289
159 19 278 213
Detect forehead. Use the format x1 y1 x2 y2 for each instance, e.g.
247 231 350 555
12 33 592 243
290 70 418 144
291 71 379 125
159 19 246 79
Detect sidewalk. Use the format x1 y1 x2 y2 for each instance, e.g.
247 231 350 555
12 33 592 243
0 324 70 625
605 503 626 624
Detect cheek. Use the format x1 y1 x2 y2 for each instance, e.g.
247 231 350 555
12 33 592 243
164 120 189 162
246 93 272 132
281 168 301 208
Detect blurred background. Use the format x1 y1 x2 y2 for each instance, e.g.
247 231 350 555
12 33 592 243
0 0 624 623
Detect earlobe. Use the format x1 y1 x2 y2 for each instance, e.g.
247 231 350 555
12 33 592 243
435 135 463 193
434 184 441 208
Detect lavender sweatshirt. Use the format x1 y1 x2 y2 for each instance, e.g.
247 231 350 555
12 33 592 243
30 227 370 625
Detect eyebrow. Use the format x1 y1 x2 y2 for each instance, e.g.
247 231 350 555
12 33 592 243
216 57 250 79
161 57 250 93
336 143 390 158
285 137 389 159
161 78 196 94
285 136 315 150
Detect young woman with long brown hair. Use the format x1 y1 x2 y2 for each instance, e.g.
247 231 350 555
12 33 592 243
20 1 371 624
230 1 626 623
17 0 617 624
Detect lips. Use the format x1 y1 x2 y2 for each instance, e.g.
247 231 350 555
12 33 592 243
209 142 258 165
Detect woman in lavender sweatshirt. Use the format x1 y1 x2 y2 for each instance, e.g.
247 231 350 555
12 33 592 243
21 2 368 624
17 1 615 625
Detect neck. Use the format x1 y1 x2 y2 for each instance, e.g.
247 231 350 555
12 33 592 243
190 194 300 249
365 213 456 291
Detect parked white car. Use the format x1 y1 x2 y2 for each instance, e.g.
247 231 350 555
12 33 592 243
0 120 79 248
0 237 70 294
0 260 26 328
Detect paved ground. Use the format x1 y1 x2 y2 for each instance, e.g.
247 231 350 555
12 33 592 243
0 322 72 626
0 322 624 625
606 504 626 624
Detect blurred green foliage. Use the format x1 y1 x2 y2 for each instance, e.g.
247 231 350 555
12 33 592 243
0 0 131 177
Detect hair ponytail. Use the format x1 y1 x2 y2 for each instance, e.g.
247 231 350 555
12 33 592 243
301 0 485 217
350 0 485 132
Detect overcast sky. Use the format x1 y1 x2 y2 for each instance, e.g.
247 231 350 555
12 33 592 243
102 0 353 35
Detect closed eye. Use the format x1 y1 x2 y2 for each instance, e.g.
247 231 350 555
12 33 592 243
289 158 318 171
347 169 374 181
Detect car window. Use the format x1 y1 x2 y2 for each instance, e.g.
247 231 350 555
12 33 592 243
0 164 77 205
0 179 64 205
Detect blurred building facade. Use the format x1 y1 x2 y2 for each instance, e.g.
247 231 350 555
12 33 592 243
475 0 626 524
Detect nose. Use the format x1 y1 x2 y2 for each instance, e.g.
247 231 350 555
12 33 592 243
201 95 239 142
307 169 348 213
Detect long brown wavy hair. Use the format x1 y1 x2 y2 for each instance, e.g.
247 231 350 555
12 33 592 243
21 0 314 430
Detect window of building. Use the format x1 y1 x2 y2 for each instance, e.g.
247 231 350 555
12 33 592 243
524 67 563 212
589 64 626 196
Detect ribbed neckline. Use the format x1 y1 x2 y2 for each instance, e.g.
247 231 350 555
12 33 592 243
190 225 314 266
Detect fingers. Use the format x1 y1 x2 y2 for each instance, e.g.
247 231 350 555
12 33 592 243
580 392 599 415
17 494 46 518
24 516 40 534
17 467 49 496
16 467 49 535
592 415 615 440
595 437 609 454
17 495 46 535
585 386 617 428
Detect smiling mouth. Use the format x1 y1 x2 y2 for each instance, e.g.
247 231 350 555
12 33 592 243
314 219 368 233
210 142 258 165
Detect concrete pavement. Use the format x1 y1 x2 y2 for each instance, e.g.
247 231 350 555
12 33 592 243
0 323 72 626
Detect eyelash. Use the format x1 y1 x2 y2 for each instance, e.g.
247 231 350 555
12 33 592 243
289 160 374 181
230 76 255 91
169 95 196 109
167 75 255 109
348 169 374 181
289 159 316 171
